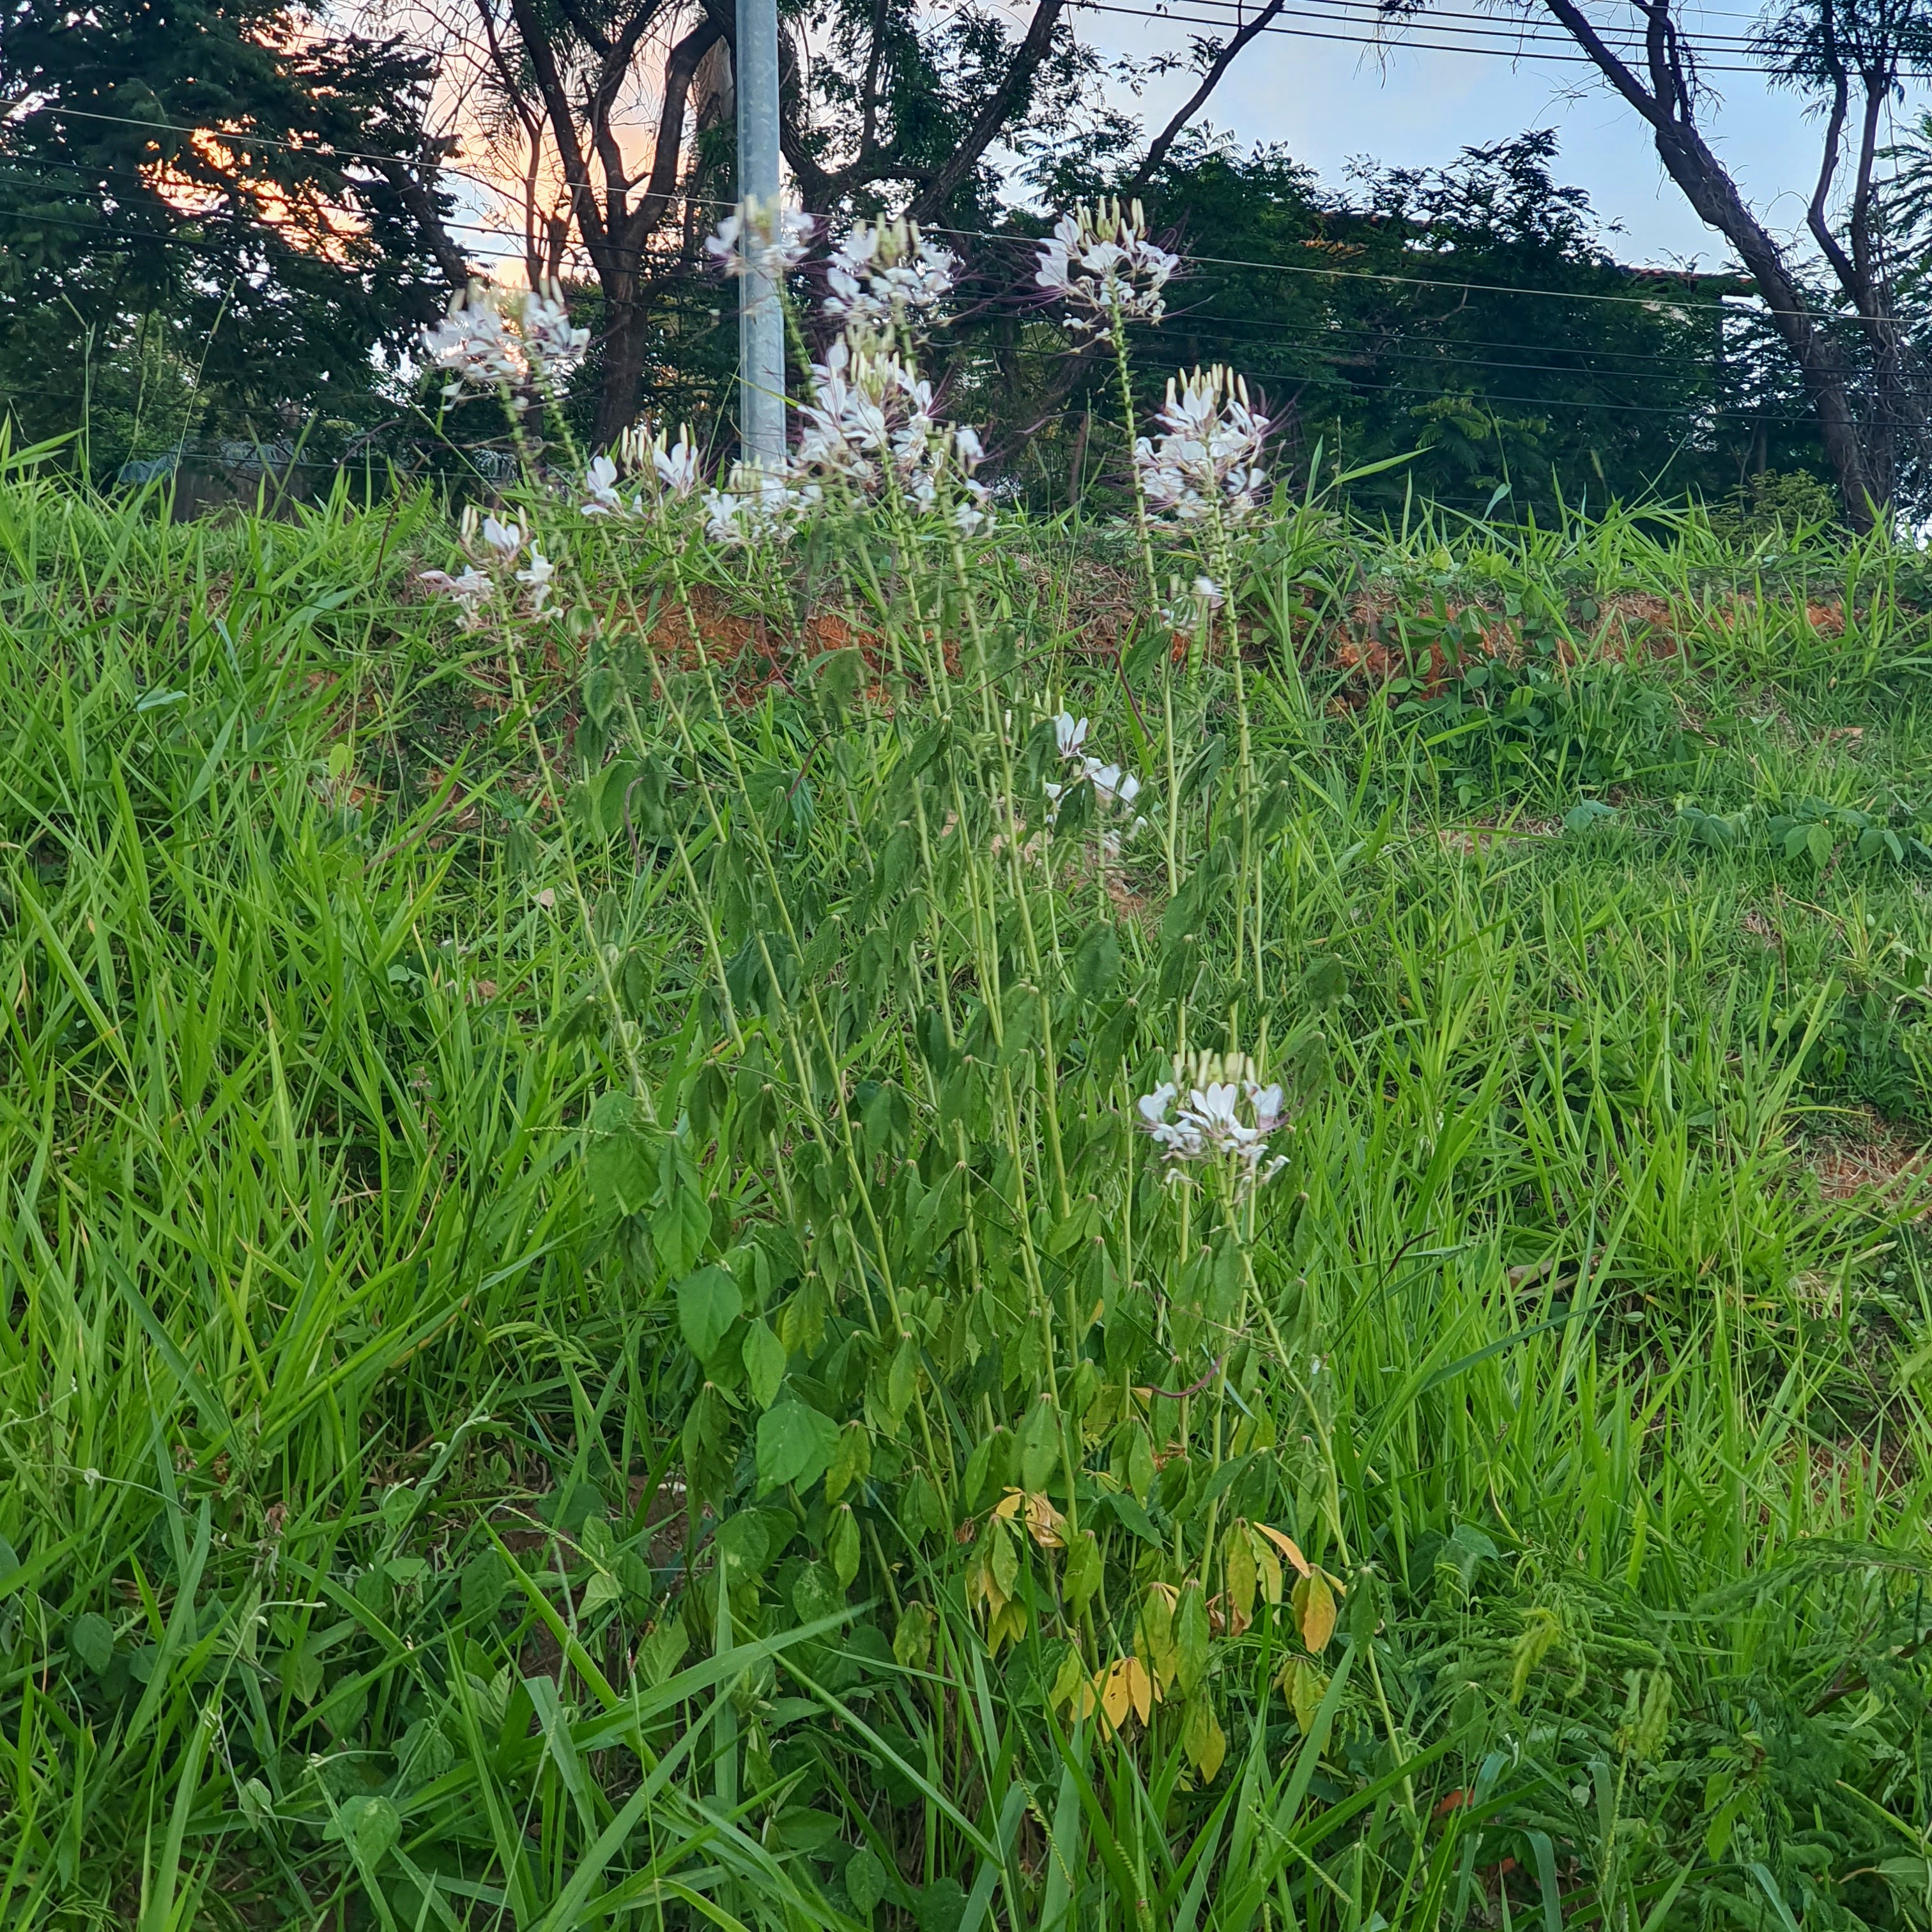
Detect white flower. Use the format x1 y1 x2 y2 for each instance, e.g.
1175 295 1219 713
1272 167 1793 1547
579 454 624 518
1137 1052 1291 1191
614 422 705 506
1036 199 1178 334
421 282 526 398
788 335 988 527
480 515 523 557
1137 1081 1177 1126
1054 712 1089 758
516 546 556 612
1132 366 1271 525
826 217 959 341
1082 759 1142 810
702 462 822 546
523 278 588 373
418 565 493 625
654 431 701 498
707 197 815 280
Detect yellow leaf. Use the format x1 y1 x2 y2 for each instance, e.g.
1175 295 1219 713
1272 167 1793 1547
1101 1659 1133 1732
1125 1655 1155 1725
989 1598 1029 1653
1281 1656 1328 1734
992 1489 1024 1522
1299 1570 1337 1652
1023 1492 1066 1549
1255 1524 1312 1577
1255 1538 1284 1608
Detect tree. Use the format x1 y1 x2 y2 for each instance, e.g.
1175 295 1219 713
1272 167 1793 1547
460 0 1288 440
0 0 466 465
1002 128 1775 518
1456 0 1932 527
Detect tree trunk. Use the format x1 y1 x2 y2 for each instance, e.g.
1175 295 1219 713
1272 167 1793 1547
1647 118 1878 530
594 291 654 445
1535 0 1883 532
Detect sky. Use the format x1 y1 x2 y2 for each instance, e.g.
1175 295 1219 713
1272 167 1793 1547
1077 1 1932 266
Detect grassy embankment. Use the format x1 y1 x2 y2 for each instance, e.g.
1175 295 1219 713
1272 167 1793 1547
3 457 1932 1929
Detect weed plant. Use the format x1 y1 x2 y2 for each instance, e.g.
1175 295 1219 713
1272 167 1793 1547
3 238 1932 1932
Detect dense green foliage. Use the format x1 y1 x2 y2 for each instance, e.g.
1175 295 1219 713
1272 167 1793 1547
2 445 1931 1931
991 132 1824 519
0 0 454 466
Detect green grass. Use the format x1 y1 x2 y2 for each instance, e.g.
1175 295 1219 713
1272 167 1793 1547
4 447 1932 1932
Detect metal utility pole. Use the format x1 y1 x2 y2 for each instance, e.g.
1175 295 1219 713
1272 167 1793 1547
736 0 785 465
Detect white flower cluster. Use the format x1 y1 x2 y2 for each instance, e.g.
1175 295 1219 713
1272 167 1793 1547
420 285 521 397
1035 198 1179 333
1043 710 1147 851
702 461 824 548
826 218 958 342
418 510 559 622
1133 365 1271 523
796 337 990 529
578 422 703 518
522 277 590 371
706 197 816 281
1138 1051 1288 1188
420 278 588 409
694 202 989 543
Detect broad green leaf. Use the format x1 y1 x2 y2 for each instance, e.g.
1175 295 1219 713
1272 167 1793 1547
756 1399 840 1494
655 1180 712 1278
742 1315 788 1407
677 1264 742 1361
70 1611 113 1675
1175 1580 1210 1697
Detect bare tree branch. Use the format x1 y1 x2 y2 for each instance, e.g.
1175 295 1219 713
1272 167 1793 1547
1130 0 1290 197
905 0 1071 224
1535 0 1880 522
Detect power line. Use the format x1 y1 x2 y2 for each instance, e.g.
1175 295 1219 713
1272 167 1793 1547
1195 0 1775 47
6 103 1884 322
0 215 1812 424
1089 0 1759 56
1070 0 1932 77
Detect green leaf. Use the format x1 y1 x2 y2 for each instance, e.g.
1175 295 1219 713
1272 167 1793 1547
1181 1695 1226 1781
742 1316 788 1408
884 1336 919 1427
586 1091 653 1214
827 1505 861 1589
1562 800 1616 834
825 1422 872 1505
1020 1395 1061 1492
655 1181 712 1279
1064 1529 1103 1613
460 1550 507 1621
1071 924 1121 997
677 1265 742 1362
70 1611 113 1675
1301 955 1349 1006
640 1621 687 1686
345 1793 402 1871
579 1569 622 1616
582 663 619 724
757 1399 841 1495
1807 821 1834 866
1175 1579 1210 1697
847 1846 889 1915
